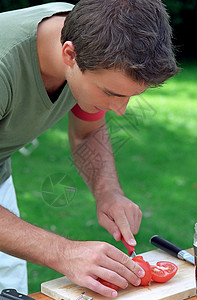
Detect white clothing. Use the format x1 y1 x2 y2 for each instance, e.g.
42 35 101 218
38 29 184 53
0 176 28 294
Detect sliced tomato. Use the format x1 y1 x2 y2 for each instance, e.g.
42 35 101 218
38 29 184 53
151 261 178 283
132 256 152 286
97 278 119 291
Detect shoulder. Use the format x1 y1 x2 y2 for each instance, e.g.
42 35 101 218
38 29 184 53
0 3 73 55
37 15 67 39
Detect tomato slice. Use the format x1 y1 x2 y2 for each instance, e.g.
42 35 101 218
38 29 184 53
151 261 178 283
133 256 152 286
97 278 119 291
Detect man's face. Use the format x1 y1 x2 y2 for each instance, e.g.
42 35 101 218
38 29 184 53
67 64 148 116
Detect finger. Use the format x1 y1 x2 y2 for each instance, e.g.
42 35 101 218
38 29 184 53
125 203 142 235
112 209 136 246
134 205 142 234
106 246 145 281
98 213 122 241
85 276 118 298
95 266 128 289
98 256 142 287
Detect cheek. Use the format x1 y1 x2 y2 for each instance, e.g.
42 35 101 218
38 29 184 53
67 78 83 103
67 71 109 108
70 81 100 105
81 85 99 103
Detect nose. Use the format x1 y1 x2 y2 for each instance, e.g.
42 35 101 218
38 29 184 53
110 99 129 116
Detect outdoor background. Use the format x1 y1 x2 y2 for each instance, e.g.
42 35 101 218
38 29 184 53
0 0 197 294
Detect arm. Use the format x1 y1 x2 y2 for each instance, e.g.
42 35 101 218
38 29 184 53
68 111 142 245
0 205 144 297
0 109 143 298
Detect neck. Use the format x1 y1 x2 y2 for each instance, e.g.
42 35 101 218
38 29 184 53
37 16 67 82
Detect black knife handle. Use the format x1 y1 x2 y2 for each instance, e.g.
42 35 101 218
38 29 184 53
1 290 35 300
150 235 182 257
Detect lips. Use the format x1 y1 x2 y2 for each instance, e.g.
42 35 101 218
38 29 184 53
94 106 102 112
94 106 111 112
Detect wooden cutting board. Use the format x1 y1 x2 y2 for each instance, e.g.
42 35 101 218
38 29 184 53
41 249 195 300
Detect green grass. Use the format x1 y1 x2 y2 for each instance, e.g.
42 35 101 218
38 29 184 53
11 60 197 293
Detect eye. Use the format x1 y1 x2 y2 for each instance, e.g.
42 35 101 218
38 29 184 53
103 90 113 97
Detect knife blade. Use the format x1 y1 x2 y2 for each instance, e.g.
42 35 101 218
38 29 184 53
150 235 194 265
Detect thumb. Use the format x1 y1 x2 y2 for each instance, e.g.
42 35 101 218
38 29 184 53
121 231 136 247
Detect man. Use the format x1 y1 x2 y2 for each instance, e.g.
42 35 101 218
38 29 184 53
0 0 178 297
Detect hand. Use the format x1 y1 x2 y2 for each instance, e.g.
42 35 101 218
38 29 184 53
56 240 145 298
96 191 142 246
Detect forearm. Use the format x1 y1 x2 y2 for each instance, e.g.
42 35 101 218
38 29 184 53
68 114 142 244
69 123 123 198
0 205 69 272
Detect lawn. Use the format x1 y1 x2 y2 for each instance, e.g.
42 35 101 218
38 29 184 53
11 60 197 293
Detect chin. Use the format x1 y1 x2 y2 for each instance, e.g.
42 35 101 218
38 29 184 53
78 103 99 114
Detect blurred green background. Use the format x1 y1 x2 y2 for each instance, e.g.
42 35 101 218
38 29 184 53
0 0 197 294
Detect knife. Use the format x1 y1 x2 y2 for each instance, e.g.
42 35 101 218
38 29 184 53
0 289 35 300
150 235 194 265
121 236 136 258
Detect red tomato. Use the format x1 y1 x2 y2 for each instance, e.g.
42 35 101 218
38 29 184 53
133 256 152 286
98 278 119 291
151 261 178 283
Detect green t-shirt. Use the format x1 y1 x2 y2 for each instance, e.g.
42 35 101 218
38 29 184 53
0 2 76 185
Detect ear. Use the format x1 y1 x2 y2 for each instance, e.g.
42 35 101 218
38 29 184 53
62 41 76 67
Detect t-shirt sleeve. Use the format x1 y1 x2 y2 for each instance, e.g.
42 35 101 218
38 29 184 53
71 104 106 122
0 76 9 120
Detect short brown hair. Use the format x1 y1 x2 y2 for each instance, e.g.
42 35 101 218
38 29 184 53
61 0 179 86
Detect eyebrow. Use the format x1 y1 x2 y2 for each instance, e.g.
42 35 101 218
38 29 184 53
102 88 128 98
